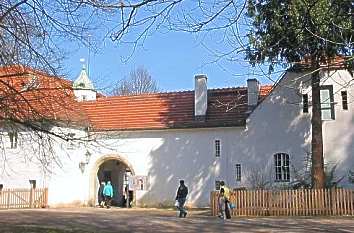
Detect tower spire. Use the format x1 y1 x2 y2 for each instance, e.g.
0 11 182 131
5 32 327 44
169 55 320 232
80 58 86 70
73 59 96 101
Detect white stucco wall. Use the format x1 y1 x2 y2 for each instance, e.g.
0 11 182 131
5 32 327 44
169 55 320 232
0 126 246 207
239 69 354 188
73 89 96 102
80 127 245 207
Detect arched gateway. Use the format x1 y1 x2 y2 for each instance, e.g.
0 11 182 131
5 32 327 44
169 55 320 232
89 155 135 207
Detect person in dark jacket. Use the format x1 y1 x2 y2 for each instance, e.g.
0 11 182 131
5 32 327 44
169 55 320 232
175 180 188 218
98 181 106 207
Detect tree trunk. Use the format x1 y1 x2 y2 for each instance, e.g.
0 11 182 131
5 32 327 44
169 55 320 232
311 69 326 188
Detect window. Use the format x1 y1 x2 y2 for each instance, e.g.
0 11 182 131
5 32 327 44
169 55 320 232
215 140 221 157
0 184 3 191
274 153 290 182
132 176 148 191
235 164 241 181
302 94 309 113
215 180 223 190
138 179 144 190
29 180 36 189
320 85 335 120
8 131 18 149
341 91 348 110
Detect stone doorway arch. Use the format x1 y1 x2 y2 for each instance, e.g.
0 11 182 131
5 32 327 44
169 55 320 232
89 154 135 207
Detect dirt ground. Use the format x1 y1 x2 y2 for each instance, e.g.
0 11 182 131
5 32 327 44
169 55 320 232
0 208 353 233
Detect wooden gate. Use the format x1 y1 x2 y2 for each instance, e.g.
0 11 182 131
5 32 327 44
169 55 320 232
0 188 48 209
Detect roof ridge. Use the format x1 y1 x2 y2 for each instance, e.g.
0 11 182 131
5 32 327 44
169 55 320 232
89 84 274 102
108 86 246 97
0 65 73 84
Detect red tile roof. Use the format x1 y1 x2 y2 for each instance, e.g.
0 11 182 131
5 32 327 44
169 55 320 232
81 86 272 131
0 65 88 127
293 55 351 70
0 65 273 131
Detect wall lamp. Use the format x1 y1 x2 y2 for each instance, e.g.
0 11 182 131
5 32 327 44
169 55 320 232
79 150 92 173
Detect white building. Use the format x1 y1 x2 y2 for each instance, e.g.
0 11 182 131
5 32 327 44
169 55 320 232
0 62 353 207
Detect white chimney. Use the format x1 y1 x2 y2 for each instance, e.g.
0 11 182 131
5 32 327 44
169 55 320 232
194 74 208 120
247 78 259 107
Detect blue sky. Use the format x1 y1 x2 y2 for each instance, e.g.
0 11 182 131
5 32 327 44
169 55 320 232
63 30 275 95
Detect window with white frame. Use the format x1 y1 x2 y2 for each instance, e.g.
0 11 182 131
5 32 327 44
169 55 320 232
235 164 241 181
215 139 221 157
274 153 290 182
8 131 18 149
133 176 148 191
320 85 335 120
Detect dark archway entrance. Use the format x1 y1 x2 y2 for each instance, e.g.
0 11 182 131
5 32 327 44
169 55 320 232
89 155 135 207
97 159 132 206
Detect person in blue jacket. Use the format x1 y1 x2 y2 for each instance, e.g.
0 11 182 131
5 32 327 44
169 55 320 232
103 181 113 208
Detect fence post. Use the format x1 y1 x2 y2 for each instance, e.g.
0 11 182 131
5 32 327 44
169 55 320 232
45 188 49 208
267 190 271 216
210 191 214 216
7 189 10 209
331 187 336 215
29 188 34 208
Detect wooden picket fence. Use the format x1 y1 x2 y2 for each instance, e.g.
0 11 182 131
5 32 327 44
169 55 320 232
211 188 354 216
0 188 48 209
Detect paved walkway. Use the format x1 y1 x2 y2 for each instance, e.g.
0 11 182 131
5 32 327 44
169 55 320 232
0 208 353 233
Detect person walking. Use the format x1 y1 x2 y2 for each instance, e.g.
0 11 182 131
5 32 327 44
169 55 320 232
175 180 188 218
218 188 226 219
98 181 106 207
219 181 231 219
103 181 114 208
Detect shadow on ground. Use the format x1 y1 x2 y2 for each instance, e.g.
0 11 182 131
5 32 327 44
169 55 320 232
0 208 353 233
